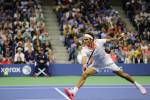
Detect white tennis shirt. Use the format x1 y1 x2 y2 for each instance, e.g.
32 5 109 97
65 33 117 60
81 39 114 68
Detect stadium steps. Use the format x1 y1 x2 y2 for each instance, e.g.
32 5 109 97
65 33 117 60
111 0 136 32
42 5 71 64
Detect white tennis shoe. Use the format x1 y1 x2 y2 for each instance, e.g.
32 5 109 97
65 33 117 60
135 84 147 95
138 85 147 95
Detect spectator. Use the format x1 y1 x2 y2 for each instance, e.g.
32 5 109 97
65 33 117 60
0 55 3 64
110 49 118 62
24 38 34 52
143 45 150 63
68 40 77 63
34 47 49 77
14 30 24 43
43 41 52 54
14 56 25 64
25 47 35 64
2 40 13 58
47 48 55 64
133 47 143 63
14 47 25 63
39 31 51 46
33 38 41 54
23 29 32 41
15 41 24 53
0 0 52 64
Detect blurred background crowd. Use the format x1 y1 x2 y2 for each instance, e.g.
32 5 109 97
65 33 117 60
0 0 149 64
54 0 150 64
0 0 54 64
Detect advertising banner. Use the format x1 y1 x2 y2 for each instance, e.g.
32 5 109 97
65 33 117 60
0 64 150 76
51 64 150 76
0 64 34 76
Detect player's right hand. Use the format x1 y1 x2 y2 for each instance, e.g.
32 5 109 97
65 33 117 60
82 64 87 72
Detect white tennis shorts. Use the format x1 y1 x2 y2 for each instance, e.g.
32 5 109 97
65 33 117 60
89 63 121 72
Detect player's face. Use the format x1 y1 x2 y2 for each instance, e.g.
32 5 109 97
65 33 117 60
83 37 92 45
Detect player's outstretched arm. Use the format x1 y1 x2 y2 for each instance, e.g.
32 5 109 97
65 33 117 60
106 36 123 42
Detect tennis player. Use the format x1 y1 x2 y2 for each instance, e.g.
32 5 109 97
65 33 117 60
64 32 147 100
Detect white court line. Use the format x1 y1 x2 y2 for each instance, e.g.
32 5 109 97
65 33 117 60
0 86 150 89
0 84 150 87
54 88 71 100
16 98 62 100
0 87 49 90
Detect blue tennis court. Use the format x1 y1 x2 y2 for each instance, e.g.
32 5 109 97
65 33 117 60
0 85 149 100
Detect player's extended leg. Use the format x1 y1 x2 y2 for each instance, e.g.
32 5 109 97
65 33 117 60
114 70 147 95
64 67 96 100
114 70 135 83
76 67 96 88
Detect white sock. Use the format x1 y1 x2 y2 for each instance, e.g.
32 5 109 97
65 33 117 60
71 87 79 94
134 81 142 88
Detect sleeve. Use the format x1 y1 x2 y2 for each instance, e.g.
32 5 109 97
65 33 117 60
81 47 87 57
96 39 107 46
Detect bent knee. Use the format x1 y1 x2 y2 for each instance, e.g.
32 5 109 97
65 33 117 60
82 72 89 78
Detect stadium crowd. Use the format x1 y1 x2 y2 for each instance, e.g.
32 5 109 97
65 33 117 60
122 0 150 41
0 0 54 65
0 0 149 64
55 0 150 64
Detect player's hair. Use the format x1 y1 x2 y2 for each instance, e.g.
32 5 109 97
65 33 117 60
84 32 94 40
